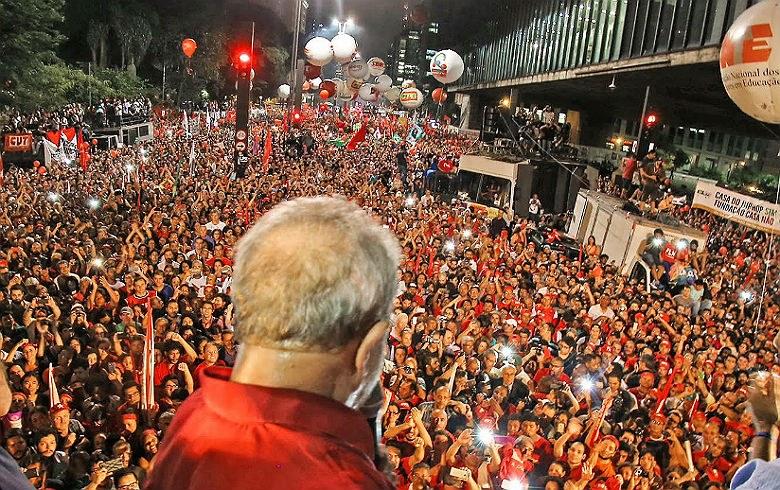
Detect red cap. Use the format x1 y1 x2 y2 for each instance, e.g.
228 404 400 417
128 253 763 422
601 435 619 447
49 403 68 416
651 412 667 423
660 339 672 348
121 412 138 422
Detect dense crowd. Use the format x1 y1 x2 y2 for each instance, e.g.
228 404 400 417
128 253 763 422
1 98 151 136
0 103 778 490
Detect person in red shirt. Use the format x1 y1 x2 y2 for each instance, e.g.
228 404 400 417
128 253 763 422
146 197 399 489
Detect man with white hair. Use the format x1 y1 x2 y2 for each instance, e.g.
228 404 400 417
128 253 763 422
146 197 399 490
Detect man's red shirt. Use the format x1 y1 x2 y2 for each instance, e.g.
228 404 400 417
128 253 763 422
146 367 392 490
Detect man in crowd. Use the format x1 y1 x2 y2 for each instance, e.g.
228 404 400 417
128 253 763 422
146 197 400 489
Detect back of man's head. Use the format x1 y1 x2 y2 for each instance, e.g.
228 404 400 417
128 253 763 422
232 196 400 351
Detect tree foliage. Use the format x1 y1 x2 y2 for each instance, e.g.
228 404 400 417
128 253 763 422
0 0 65 107
1 0 293 109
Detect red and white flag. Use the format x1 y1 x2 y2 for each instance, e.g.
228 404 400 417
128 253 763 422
262 129 273 173
48 363 60 408
141 299 156 409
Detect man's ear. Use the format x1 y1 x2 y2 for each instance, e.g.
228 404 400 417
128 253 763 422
354 320 389 379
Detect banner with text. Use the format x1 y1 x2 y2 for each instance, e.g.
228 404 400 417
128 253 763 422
3 133 34 152
692 181 779 234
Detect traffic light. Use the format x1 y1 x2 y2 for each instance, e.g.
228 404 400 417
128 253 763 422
637 113 660 158
234 50 252 80
645 114 658 127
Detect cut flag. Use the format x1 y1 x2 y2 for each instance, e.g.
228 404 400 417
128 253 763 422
346 124 367 151
262 129 273 173
48 363 60 408
77 128 90 171
141 299 155 409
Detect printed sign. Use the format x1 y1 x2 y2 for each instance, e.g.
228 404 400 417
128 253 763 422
692 181 779 234
3 133 33 152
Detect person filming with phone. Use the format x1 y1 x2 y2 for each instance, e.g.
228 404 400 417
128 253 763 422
146 197 400 489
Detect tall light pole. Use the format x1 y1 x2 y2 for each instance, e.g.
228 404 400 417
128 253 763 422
290 0 304 108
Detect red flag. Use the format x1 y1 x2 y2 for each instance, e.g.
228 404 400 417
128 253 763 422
262 130 273 173
141 299 155 409
346 124 367 151
77 129 90 172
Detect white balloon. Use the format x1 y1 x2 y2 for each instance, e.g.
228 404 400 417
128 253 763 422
359 83 379 102
277 84 291 99
367 57 386 76
401 80 416 89
310 77 322 89
430 49 465 84
400 87 424 109
384 86 401 102
331 33 357 63
346 78 364 93
721 1 780 123
375 74 393 92
304 37 333 67
336 79 352 100
347 59 369 80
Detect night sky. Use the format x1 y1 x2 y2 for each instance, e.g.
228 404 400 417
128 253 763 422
307 0 405 59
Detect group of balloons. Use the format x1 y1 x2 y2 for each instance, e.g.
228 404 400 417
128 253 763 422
275 31 465 110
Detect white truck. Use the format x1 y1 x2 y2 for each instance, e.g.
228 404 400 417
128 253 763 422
567 190 708 284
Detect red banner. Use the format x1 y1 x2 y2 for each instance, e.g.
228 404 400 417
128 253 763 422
3 133 33 152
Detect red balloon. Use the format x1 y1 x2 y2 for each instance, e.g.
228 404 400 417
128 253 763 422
33 160 40 168
320 80 337 96
181 38 197 58
411 4 429 25
719 246 728 256
319 90 331 100
91 138 97 145
438 159 455 173
38 166 46 175
432 87 448 104
304 63 321 80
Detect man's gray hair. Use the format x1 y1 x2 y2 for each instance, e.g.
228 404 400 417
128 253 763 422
232 196 400 351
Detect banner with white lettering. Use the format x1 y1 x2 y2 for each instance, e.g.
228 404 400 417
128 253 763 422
692 181 779 234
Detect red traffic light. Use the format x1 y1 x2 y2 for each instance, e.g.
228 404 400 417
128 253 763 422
646 114 658 125
238 52 250 64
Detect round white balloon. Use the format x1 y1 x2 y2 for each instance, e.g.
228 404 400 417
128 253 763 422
384 86 402 102
400 87 424 109
277 84 291 99
367 57 386 76
430 49 465 84
304 37 333 67
332 33 357 63
347 78 364 93
336 79 352 100
347 59 369 80
720 1 780 123
401 80 416 89
359 83 378 102
375 74 393 92
310 77 322 89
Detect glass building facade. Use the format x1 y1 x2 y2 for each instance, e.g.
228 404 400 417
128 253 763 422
461 0 761 87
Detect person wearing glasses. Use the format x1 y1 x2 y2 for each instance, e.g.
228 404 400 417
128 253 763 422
114 468 140 490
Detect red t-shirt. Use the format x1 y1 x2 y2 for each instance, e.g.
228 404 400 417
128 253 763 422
146 367 392 490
